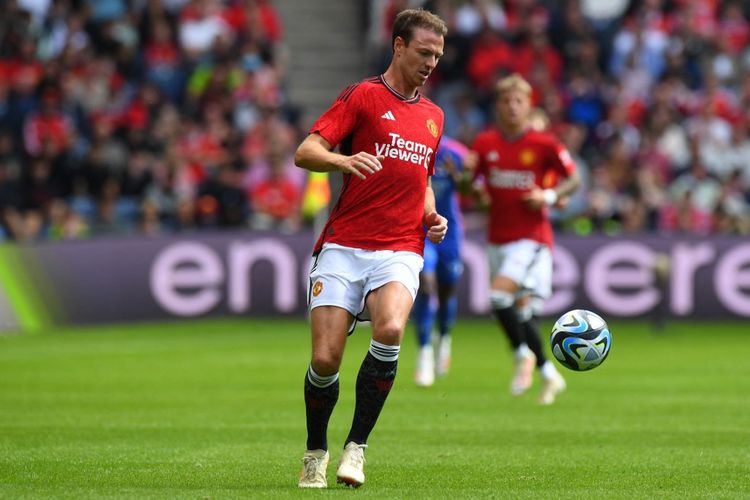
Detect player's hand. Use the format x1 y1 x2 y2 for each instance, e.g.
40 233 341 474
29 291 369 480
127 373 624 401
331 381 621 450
339 152 384 180
424 211 448 244
521 187 546 211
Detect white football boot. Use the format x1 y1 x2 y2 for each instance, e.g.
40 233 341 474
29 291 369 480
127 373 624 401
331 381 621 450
436 335 452 377
336 442 367 487
510 346 536 396
414 344 435 387
539 366 566 405
298 449 329 488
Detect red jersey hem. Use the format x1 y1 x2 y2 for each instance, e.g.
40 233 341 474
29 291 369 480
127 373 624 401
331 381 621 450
314 238 425 256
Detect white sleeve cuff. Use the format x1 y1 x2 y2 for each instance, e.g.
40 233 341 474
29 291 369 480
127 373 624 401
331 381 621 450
543 189 558 206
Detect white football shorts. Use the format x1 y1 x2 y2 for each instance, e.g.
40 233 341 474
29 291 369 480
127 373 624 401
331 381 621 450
487 239 552 300
307 242 423 325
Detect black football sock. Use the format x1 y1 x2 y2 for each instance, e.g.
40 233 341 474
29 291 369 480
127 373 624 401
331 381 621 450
522 316 548 367
304 365 339 451
345 340 399 445
492 306 525 350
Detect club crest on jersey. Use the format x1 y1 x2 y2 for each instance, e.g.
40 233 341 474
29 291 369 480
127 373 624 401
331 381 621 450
312 281 323 297
487 150 499 162
426 118 439 138
520 149 536 166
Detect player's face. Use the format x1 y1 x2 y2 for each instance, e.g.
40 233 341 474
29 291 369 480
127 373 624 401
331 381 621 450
396 27 444 89
496 89 531 132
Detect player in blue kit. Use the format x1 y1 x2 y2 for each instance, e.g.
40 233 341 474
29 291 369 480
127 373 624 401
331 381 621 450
413 136 474 386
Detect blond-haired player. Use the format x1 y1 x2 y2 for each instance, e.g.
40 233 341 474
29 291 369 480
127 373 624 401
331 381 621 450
471 74 581 404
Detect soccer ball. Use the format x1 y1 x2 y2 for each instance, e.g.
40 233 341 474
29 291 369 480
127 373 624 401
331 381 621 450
550 309 611 371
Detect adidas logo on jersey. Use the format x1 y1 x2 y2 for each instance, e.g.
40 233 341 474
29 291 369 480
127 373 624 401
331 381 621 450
381 110 396 121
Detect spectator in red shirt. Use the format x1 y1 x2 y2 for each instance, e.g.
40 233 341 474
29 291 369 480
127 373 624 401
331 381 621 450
23 88 74 157
144 20 183 101
250 148 302 232
513 32 563 85
466 28 512 91
659 189 713 234
718 1 749 55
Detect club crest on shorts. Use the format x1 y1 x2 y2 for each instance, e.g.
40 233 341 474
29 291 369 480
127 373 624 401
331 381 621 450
312 281 323 297
426 118 439 138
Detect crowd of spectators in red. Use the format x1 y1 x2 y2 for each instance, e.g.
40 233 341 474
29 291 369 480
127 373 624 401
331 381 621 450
0 0 305 242
371 0 750 235
1 0 748 242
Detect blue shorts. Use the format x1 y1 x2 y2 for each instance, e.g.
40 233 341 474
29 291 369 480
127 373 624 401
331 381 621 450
422 238 463 285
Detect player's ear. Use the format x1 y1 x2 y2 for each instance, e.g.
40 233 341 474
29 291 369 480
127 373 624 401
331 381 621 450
394 36 406 54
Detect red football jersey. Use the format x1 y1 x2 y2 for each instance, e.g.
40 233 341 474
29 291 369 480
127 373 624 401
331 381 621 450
472 128 576 247
310 76 444 255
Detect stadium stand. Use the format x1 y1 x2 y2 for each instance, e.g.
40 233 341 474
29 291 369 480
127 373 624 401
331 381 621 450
0 0 303 241
0 0 748 241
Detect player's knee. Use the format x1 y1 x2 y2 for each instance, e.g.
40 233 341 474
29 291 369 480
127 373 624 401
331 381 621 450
529 296 544 316
490 290 515 310
372 319 403 345
310 352 342 376
517 304 533 323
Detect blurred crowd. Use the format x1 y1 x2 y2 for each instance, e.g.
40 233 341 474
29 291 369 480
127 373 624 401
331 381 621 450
0 0 307 242
1 0 749 242
371 0 750 235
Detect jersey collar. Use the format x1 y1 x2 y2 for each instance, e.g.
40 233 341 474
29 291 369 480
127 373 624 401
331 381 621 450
499 126 531 143
380 75 421 104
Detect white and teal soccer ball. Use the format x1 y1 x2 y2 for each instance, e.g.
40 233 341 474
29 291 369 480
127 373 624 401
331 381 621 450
550 309 611 371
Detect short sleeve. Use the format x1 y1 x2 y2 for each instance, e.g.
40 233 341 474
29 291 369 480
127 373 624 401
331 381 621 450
309 83 362 148
549 140 576 177
427 133 442 177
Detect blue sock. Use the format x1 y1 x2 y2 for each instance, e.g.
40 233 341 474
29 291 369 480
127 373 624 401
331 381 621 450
438 295 458 338
413 292 436 347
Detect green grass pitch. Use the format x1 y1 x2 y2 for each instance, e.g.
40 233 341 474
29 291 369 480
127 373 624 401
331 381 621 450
1 317 748 498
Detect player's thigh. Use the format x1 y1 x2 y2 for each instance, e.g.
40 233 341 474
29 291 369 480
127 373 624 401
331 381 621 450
435 241 463 286
487 244 518 293
308 245 364 317
422 240 438 275
366 282 415 346
418 241 438 296
309 305 353 374
526 245 552 300
365 251 422 345
487 240 545 293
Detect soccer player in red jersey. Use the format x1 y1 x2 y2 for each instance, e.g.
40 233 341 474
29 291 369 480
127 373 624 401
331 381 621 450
471 74 581 405
294 9 448 489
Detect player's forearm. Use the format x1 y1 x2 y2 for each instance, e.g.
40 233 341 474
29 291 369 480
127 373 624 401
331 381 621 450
294 136 345 173
550 171 582 200
423 186 437 219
